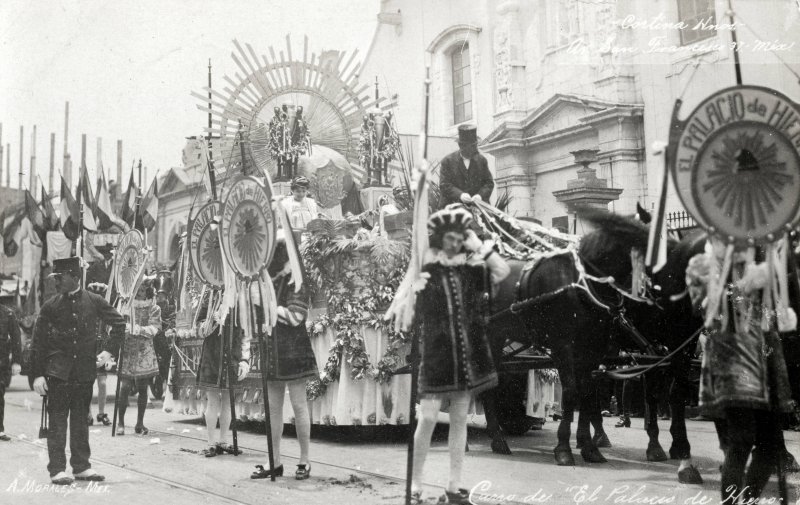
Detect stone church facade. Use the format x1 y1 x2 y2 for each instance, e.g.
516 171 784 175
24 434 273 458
359 0 800 231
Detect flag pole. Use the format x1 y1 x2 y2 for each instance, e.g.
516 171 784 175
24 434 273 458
77 165 84 289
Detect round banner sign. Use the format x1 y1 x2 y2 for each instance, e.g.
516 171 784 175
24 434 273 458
669 85 800 245
220 176 276 280
188 201 224 289
115 230 145 298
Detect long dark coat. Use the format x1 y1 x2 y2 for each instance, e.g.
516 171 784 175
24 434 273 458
415 260 497 397
438 150 494 208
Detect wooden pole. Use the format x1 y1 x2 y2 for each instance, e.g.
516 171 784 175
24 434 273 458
97 137 103 180
207 59 217 198
727 0 743 85
30 125 37 195
116 140 122 184
255 282 276 480
81 134 87 169
19 125 24 190
405 68 431 505
0 123 3 187
63 102 71 188
49 134 55 194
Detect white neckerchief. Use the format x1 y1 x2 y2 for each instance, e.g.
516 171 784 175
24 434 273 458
461 155 471 170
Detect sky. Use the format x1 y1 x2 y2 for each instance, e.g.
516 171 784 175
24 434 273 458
0 0 377 193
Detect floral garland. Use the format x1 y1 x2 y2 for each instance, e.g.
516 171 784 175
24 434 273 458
267 113 311 161
302 223 411 401
357 113 400 168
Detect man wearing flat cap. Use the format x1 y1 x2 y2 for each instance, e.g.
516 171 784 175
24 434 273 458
439 124 494 208
32 257 126 485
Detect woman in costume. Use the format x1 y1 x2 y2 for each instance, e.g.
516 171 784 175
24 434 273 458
196 291 251 457
116 277 162 436
686 239 795 503
251 237 317 480
409 206 510 505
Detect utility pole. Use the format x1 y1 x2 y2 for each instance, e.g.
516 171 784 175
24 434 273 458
49 133 55 194
0 123 3 187
63 102 71 188
116 140 122 183
19 126 23 190
30 125 37 195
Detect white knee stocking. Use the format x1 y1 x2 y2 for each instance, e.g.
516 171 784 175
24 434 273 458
267 381 286 467
412 398 442 493
287 379 311 465
446 393 471 493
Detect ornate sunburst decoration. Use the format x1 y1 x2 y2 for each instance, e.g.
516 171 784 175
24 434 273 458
697 129 794 232
194 37 389 183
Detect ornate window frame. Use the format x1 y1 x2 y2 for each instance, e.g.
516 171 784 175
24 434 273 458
426 24 482 136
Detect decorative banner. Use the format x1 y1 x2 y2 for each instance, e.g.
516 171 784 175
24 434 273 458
115 230 144 299
188 201 224 289
220 176 276 280
669 85 800 246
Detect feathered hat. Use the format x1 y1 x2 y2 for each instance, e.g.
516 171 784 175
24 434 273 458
427 206 473 236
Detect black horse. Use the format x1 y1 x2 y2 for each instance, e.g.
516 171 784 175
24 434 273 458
482 209 705 483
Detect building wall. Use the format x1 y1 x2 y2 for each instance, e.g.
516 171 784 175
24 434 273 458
360 0 800 229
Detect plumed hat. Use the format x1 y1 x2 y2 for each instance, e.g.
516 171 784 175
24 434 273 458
427 206 473 236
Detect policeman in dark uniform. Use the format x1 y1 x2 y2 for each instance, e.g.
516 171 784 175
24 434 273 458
32 257 126 485
0 303 22 441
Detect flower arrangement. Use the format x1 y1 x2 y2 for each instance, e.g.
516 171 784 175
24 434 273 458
301 220 411 400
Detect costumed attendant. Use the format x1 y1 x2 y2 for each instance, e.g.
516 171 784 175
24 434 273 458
115 277 162 436
33 257 126 485
196 290 251 457
251 237 317 480
409 207 510 504
686 239 795 504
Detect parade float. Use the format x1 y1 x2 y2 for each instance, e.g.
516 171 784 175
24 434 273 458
165 37 561 430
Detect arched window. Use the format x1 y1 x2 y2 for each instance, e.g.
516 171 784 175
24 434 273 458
451 44 473 125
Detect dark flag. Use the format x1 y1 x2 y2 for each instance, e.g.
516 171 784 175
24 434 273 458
120 170 138 229
138 178 158 231
59 175 80 241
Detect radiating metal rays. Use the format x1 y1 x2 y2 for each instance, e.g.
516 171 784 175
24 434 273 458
195 36 393 183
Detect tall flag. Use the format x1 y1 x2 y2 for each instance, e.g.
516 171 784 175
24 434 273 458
41 186 59 231
95 165 127 231
645 141 669 273
24 189 46 241
138 178 158 231
0 205 25 256
59 175 80 241
78 162 98 232
120 170 138 229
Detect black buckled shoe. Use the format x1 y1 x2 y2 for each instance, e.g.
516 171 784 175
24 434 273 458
615 415 631 428
295 464 311 480
439 488 470 504
251 464 283 479
97 413 111 426
201 446 218 458
217 443 242 455
134 424 149 435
